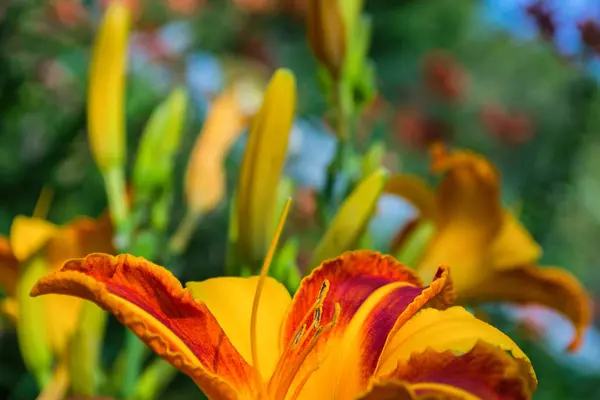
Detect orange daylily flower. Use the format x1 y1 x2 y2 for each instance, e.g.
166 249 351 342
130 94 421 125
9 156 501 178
386 144 592 352
0 214 114 355
31 250 537 399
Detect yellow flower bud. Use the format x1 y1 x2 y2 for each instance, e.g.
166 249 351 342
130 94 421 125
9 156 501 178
306 0 346 77
87 2 131 172
236 69 296 266
311 168 388 267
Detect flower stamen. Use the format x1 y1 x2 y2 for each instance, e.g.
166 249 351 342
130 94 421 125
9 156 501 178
250 198 292 392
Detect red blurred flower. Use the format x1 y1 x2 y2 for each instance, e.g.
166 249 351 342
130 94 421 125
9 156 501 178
394 107 451 150
526 1 555 41
294 187 318 223
422 51 469 103
166 0 205 15
50 0 87 27
578 19 600 56
480 104 534 144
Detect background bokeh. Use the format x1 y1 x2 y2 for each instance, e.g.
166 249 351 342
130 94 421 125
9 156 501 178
1 0 600 398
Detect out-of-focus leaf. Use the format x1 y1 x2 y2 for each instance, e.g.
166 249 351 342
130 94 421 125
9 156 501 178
271 237 301 293
17 255 52 388
361 141 385 179
236 69 296 267
68 302 107 397
311 168 388 267
394 221 436 268
133 359 178 400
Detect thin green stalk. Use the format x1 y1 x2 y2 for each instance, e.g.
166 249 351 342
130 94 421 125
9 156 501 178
321 80 352 220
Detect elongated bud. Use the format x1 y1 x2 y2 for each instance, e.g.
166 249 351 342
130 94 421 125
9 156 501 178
236 69 296 267
311 168 387 267
306 0 346 77
87 2 130 172
133 87 188 201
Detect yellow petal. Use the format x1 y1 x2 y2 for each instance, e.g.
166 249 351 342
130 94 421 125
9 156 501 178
9 216 57 262
376 306 536 386
0 235 18 296
490 212 542 269
87 1 130 172
186 276 292 379
31 253 258 398
462 266 591 352
311 168 388 267
429 144 503 235
384 175 438 221
236 69 296 266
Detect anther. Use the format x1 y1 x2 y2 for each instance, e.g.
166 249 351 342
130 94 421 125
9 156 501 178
313 307 321 328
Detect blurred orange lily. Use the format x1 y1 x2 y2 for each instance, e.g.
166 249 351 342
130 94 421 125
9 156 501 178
31 248 536 399
386 144 591 351
0 214 114 356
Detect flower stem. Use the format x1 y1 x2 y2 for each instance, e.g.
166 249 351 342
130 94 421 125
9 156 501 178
321 79 352 219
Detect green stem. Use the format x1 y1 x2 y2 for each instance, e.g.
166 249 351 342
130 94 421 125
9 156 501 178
104 166 131 250
321 80 351 219
168 212 201 256
121 332 147 399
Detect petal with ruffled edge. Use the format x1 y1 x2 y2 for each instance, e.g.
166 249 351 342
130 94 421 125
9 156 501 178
281 251 424 348
357 381 415 400
30 253 259 400
368 341 535 400
376 306 536 388
461 266 591 351
287 252 454 400
186 276 292 379
0 236 18 297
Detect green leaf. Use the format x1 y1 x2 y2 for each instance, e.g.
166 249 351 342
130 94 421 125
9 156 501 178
17 255 52 388
395 221 436 268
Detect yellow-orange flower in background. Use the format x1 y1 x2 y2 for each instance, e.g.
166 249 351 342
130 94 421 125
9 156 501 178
0 213 114 385
184 87 252 217
386 144 592 351
30 201 537 400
